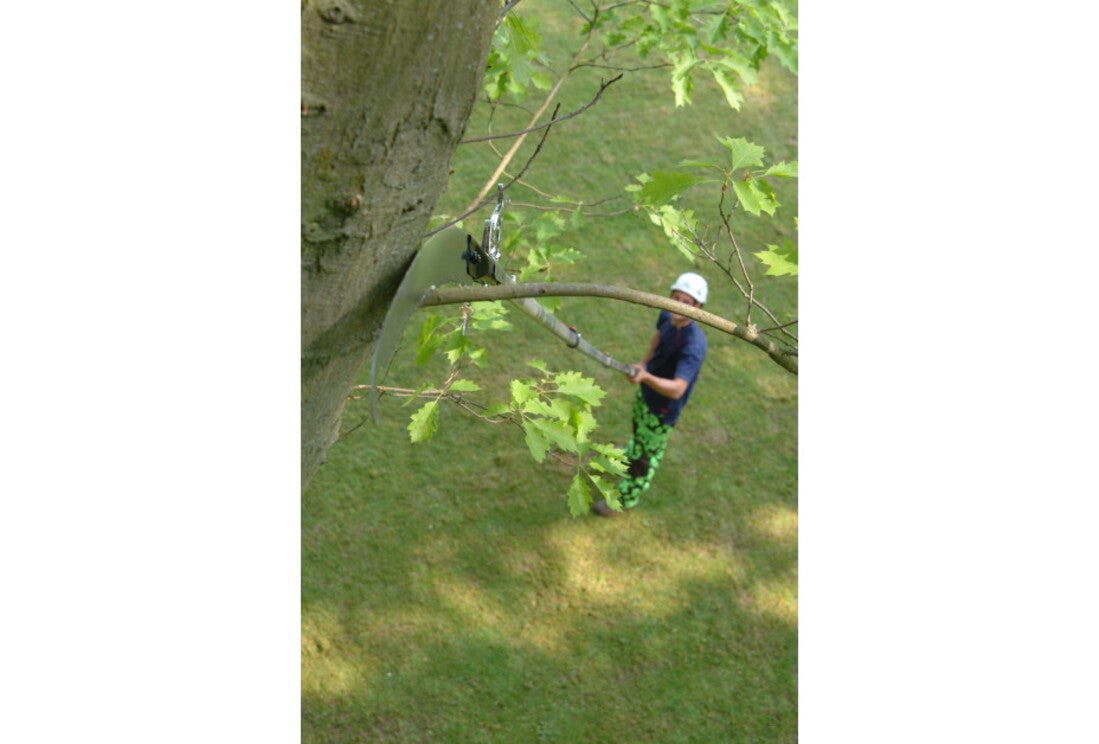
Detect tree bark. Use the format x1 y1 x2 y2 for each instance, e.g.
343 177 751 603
301 0 499 490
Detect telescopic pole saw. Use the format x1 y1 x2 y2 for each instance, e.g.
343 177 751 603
369 185 634 421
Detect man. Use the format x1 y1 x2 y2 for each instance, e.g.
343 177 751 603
592 272 709 517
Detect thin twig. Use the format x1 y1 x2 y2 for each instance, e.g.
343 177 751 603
425 103 561 238
462 21 599 213
459 74 623 144
718 185 756 327
351 384 509 422
509 200 636 218
566 0 591 24
757 320 798 334
571 60 671 73
348 383 577 467
685 189 799 345
600 0 646 10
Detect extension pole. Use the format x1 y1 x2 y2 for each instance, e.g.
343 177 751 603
506 291 635 376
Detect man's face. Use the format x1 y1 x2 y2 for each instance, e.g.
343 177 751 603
669 290 700 327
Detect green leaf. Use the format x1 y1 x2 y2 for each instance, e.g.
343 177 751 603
586 474 620 510
567 474 591 517
590 442 625 458
472 316 513 331
553 371 606 407
443 332 472 365
549 246 584 264
448 379 480 393
484 402 512 418
504 13 543 53
521 397 557 418
569 205 586 230
764 161 798 178
534 212 566 243
709 66 742 110
638 171 702 207
648 205 698 261
414 315 447 366
754 238 799 276
507 54 534 90
408 400 439 443
671 75 691 107
602 30 627 46
732 179 779 216
649 4 673 32
502 224 523 252
670 52 698 107
704 46 757 86
522 420 549 463
571 409 597 443
768 32 798 75
590 443 629 478
720 136 766 172
443 331 485 366
703 11 729 42
618 15 647 35
532 418 579 453
679 158 721 169
530 71 553 91
550 397 574 422
517 261 544 283
541 295 563 314
589 456 628 480
511 379 537 407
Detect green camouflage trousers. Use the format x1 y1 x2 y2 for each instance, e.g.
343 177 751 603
618 390 675 509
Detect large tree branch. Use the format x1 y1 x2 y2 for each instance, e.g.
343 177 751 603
421 282 798 374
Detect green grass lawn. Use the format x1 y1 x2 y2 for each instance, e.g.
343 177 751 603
304 4 798 741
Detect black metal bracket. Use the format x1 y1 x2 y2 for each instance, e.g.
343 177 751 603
462 234 498 283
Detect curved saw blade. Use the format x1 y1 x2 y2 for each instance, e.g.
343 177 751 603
369 228 472 421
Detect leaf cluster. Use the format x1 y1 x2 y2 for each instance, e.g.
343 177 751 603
405 347 627 516
503 361 627 516
588 0 797 110
405 303 510 444
504 210 588 313
628 136 798 275
483 13 553 102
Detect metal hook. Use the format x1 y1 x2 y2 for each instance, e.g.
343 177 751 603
482 183 509 262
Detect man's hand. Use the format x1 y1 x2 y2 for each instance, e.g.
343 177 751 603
629 364 688 400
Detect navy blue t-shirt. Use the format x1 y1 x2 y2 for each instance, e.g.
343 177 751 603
641 310 707 425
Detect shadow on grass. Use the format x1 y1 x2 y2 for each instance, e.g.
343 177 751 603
303 396 797 742
303 569 796 743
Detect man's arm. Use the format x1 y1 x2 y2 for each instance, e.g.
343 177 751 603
632 369 689 400
627 331 689 399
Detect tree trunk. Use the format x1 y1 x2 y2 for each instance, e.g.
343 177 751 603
300 1 499 490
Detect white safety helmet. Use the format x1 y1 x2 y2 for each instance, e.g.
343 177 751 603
670 272 708 305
